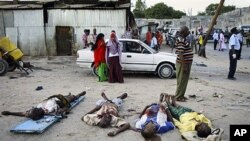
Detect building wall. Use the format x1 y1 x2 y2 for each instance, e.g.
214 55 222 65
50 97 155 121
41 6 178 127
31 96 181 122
46 9 126 55
1 9 126 56
1 10 46 56
135 7 250 33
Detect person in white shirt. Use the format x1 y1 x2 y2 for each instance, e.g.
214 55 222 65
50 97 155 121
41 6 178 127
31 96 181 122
236 29 244 60
124 27 132 39
150 33 158 50
212 30 219 50
228 27 240 80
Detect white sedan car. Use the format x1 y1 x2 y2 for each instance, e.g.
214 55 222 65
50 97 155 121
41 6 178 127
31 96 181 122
76 39 176 79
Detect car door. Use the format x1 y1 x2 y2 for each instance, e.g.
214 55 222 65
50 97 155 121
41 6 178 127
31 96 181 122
121 40 154 71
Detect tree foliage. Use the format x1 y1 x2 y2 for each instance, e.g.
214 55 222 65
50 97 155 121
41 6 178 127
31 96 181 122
133 1 186 19
205 4 235 15
133 0 146 18
197 12 206 16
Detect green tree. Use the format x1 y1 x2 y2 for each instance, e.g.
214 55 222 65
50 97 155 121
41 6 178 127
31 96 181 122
133 0 146 18
205 4 235 15
197 12 206 16
144 2 185 19
173 10 186 19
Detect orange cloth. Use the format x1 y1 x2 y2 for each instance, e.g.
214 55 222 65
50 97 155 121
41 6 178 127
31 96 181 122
146 31 152 44
156 32 163 46
94 39 106 67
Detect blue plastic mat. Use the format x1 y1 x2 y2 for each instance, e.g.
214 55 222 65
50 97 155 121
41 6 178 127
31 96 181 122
10 96 85 134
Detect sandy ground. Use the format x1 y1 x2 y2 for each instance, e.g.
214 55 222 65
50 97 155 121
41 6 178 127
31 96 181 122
0 42 250 141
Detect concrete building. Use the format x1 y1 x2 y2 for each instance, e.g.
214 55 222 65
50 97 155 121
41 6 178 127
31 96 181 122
135 6 250 33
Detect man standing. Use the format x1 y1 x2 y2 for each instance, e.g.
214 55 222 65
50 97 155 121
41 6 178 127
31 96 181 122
156 30 163 49
92 28 97 43
124 27 132 39
175 26 193 102
228 27 240 80
82 29 90 48
189 31 197 54
212 30 219 50
146 27 152 46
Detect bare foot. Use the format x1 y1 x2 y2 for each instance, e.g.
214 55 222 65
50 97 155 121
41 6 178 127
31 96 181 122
159 93 165 102
107 131 117 137
118 93 128 99
79 91 86 97
165 94 171 104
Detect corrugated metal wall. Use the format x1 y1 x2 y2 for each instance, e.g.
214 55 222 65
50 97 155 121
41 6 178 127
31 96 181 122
47 9 126 55
1 9 126 56
1 10 47 56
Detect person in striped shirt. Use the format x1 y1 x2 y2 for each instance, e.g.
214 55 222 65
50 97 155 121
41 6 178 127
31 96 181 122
174 26 194 102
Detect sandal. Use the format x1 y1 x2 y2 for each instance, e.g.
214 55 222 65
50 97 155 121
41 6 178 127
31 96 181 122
176 97 186 102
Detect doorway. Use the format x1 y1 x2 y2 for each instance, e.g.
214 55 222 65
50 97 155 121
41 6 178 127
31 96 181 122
56 26 73 56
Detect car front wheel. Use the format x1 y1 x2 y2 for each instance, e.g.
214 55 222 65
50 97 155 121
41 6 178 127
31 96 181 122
157 63 174 79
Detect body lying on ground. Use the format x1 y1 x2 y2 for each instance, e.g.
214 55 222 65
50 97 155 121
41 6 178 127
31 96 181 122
134 93 175 139
2 91 86 120
82 92 130 137
165 94 212 138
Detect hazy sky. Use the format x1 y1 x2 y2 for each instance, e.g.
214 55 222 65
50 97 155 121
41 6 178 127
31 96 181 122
131 0 250 15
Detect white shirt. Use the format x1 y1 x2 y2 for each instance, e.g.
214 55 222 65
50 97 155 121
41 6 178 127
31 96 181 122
228 34 240 50
37 98 59 113
150 37 158 48
213 32 219 40
236 33 243 42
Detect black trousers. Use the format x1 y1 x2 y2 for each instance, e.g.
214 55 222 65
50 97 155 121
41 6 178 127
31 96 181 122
238 42 243 59
214 40 218 50
228 49 238 78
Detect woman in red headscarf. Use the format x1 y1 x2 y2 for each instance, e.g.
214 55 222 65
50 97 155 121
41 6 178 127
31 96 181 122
106 32 124 83
92 33 108 82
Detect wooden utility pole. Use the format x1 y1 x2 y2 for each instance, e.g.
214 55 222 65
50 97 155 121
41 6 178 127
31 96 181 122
199 0 225 58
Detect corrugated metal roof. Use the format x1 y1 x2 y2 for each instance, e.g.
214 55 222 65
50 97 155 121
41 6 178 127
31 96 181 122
0 4 42 9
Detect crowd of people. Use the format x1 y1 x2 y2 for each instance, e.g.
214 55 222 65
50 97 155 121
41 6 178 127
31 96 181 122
81 24 248 86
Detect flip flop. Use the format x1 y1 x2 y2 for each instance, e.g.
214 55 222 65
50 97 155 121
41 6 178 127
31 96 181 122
176 97 186 102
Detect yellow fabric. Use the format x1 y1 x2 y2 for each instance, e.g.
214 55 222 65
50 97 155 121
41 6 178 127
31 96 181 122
173 112 212 133
198 35 203 45
0 37 23 60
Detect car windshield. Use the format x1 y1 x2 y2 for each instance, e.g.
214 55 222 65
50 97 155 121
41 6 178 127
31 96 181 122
138 40 157 54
